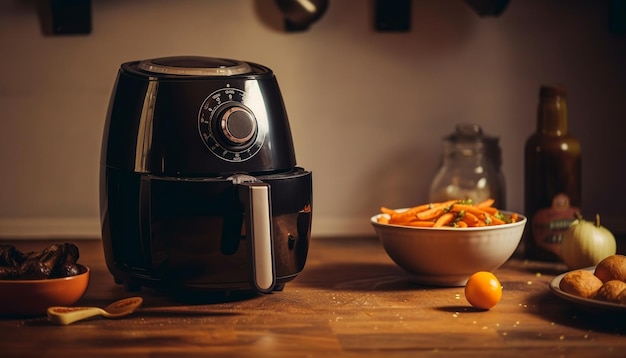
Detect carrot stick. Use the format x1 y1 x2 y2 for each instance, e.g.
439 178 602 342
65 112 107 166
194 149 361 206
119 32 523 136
461 212 480 226
480 206 499 216
451 204 490 219
438 199 461 208
455 221 468 228
415 207 444 221
487 215 506 226
476 198 495 208
377 198 516 228
414 200 458 221
389 203 432 223
404 221 435 227
405 203 433 213
433 212 456 227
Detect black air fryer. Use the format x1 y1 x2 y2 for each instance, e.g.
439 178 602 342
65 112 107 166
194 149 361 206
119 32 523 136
100 56 312 294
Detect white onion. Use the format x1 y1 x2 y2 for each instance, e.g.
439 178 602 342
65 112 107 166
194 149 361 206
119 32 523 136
561 214 616 270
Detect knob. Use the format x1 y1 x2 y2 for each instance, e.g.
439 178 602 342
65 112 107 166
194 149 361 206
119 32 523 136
219 107 257 146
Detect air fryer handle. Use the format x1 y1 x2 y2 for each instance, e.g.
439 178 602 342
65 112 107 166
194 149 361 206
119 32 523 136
238 182 276 293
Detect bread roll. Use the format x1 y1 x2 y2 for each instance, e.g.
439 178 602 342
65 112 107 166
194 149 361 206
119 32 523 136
594 255 626 283
594 280 626 303
559 269 603 298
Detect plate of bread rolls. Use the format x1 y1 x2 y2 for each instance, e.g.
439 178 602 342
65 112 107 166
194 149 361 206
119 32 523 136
550 255 626 312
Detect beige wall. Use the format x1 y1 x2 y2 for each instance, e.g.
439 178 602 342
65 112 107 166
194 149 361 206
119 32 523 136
0 0 624 238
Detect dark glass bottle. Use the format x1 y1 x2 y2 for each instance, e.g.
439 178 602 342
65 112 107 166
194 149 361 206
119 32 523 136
524 85 582 261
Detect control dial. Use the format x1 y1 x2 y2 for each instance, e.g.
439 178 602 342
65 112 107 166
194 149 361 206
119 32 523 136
198 87 265 162
220 106 257 145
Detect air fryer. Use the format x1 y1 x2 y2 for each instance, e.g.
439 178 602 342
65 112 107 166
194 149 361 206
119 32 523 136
100 56 312 294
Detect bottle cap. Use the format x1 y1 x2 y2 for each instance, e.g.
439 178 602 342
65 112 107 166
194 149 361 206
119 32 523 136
540 85 567 98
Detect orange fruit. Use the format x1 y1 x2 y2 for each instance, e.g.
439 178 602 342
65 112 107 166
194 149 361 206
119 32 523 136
464 271 502 310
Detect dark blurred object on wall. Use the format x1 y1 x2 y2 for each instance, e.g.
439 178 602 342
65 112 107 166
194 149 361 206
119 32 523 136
38 0 91 35
465 0 509 17
609 0 626 34
275 0 328 32
375 0 411 32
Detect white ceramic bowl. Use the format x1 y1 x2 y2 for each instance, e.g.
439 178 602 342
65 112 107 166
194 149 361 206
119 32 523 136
371 211 526 286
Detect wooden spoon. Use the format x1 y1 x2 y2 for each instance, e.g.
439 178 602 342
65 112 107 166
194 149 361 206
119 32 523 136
47 297 143 325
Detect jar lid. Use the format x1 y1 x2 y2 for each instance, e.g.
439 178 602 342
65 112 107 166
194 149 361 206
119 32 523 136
445 123 484 142
444 123 502 167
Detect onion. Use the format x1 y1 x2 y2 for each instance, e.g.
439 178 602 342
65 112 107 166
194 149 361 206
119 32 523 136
561 214 616 270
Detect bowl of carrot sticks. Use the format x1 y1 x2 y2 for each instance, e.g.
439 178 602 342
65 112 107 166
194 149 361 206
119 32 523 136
371 199 526 287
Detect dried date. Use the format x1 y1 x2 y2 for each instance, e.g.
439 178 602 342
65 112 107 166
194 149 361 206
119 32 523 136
0 243 80 280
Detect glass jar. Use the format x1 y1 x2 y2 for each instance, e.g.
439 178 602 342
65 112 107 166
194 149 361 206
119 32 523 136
429 123 506 208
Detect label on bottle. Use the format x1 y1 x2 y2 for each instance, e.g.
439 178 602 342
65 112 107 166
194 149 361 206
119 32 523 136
531 193 579 258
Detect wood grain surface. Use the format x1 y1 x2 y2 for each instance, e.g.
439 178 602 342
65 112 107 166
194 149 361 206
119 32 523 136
1 237 625 357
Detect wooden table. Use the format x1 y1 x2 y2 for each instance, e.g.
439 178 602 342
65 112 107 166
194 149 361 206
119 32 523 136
1 237 626 357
